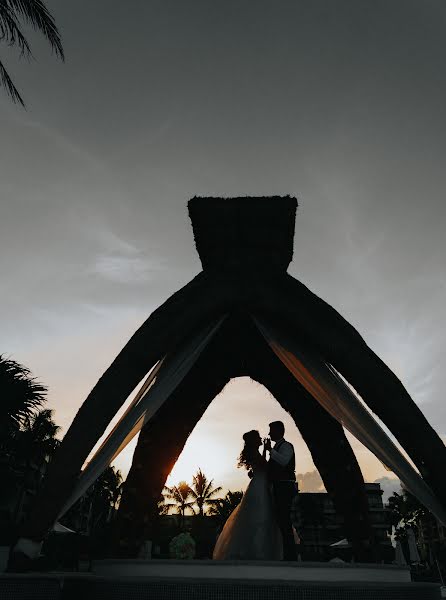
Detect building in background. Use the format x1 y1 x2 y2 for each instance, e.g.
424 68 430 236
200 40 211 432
293 483 393 562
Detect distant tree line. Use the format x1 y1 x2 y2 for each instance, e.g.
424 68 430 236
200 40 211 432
161 468 243 528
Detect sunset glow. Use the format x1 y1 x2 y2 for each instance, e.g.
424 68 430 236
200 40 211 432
109 377 400 494
166 434 233 487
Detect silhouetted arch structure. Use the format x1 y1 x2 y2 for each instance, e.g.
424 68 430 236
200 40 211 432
20 197 446 560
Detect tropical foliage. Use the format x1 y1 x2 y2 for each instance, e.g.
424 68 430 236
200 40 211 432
62 466 123 535
169 531 196 559
14 408 60 465
162 481 196 525
0 0 64 106
0 354 47 447
157 494 170 516
162 469 225 522
189 468 223 517
0 355 61 542
208 490 243 524
388 488 428 541
88 466 123 530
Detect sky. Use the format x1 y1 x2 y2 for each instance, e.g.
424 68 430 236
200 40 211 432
1 0 445 500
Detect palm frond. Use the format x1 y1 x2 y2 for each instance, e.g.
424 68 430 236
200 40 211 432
161 490 177 502
203 498 221 506
0 354 47 424
3 0 64 59
204 481 223 499
163 482 192 501
0 1 64 106
202 479 213 498
0 4 32 57
184 502 196 515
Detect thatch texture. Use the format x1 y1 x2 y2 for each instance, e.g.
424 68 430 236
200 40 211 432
189 196 297 272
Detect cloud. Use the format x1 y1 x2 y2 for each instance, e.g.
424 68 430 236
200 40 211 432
86 230 167 284
9 112 107 174
297 470 325 492
90 253 166 284
373 476 402 503
296 470 401 501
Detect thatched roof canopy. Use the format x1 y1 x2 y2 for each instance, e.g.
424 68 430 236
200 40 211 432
14 195 446 568
188 196 297 272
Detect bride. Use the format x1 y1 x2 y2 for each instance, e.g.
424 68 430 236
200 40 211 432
212 430 283 560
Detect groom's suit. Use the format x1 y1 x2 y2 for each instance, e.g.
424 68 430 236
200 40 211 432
268 438 298 561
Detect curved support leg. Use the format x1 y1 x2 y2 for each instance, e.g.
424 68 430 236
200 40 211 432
19 271 232 544
255 274 446 510
112 319 237 558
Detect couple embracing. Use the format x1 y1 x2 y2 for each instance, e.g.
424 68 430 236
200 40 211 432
213 421 298 561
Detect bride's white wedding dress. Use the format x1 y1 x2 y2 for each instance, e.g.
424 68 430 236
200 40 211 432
212 463 283 560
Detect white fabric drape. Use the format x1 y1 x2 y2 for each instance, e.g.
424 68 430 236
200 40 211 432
57 317 225 519
254 317 446 526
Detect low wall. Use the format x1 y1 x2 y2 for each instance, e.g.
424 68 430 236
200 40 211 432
0 572 442 600
94 558 412 582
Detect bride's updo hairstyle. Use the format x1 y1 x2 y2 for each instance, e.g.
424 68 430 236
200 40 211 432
238 430 262 471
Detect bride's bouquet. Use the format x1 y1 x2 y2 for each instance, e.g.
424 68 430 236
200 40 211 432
169 532 196 560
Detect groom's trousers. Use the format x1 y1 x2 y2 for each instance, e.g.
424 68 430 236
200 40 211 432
272 481 298 561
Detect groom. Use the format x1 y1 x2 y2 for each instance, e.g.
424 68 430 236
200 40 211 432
264 420 297 561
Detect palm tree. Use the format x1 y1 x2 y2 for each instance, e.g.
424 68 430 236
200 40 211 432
0 358 53 531
208 490 243 525
157 495 170 516
62 466 123 535
89 467 123 531
190 468 222 517
15 408 60 466
12 408 60 523
162 481 195 529
0 355 47 450
0 0 64 106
